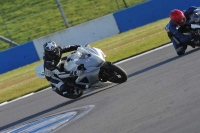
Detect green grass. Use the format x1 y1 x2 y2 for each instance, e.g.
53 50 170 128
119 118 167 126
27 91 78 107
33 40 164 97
0 0 146 52
0 18 171 103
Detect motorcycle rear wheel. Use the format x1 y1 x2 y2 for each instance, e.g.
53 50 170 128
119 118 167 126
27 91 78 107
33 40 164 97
63 87 83 99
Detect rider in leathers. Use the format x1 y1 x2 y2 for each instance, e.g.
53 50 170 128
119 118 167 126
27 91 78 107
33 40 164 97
165 6 200 56
43 41 82 96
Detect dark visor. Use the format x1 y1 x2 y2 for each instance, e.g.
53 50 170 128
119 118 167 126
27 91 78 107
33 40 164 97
50 48 58 56
176 18 186 25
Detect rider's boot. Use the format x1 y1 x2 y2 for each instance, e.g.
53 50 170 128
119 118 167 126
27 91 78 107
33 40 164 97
176 45 186 56
189 43 196 48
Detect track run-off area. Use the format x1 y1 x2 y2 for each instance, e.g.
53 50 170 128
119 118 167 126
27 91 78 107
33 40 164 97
1 43 200 133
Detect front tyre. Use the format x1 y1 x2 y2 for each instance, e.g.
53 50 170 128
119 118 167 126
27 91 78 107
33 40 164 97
108 64 127 83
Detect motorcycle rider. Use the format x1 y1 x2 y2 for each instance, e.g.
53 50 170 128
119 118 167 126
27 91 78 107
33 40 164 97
165 6 200 56
43 41 82 96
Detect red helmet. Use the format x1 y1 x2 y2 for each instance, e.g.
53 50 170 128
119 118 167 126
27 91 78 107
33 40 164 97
170 9 186 26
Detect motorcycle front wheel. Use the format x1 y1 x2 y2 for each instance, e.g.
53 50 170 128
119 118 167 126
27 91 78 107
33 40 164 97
100 64 127 83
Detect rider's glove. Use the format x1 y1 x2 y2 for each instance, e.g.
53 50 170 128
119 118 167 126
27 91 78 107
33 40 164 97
67 45 81 50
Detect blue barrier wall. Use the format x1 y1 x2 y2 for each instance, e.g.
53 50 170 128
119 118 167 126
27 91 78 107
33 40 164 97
113 0 200 32
0 41 39 74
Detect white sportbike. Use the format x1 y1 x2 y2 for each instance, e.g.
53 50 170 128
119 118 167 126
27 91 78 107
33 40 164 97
35 45 128 99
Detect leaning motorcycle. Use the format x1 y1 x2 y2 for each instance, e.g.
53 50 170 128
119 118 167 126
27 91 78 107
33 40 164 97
35 45 128 99
165 8 200 53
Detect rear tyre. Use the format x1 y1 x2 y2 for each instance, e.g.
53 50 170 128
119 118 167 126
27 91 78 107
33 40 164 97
62 86 83 99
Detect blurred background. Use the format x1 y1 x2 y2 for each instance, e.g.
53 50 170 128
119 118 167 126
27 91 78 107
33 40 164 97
0 0 145 51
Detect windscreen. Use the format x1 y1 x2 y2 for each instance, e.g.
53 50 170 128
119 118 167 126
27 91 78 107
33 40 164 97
191 9 200 23
71 47 90 61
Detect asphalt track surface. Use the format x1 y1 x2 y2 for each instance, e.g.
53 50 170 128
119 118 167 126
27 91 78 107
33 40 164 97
1 44 200 133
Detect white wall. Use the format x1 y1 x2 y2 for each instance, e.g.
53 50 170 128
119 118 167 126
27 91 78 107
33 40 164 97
33 14 119 59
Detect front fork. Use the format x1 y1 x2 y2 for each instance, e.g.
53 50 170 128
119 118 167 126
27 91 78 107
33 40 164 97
99 62 112 82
